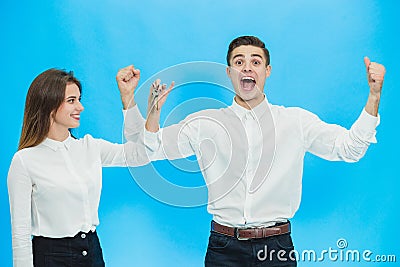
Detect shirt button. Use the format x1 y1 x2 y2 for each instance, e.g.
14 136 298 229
82 250 88 256
81 233 86 239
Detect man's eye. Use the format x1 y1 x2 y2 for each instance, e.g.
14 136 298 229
253 60 261 65
235 60 243 65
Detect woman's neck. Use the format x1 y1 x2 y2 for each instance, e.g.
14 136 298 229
47 126 70 142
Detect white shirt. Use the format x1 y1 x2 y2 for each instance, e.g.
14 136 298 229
7 106 148 267
126 97 379 228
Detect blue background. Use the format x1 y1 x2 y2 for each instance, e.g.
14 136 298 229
1 0 399 266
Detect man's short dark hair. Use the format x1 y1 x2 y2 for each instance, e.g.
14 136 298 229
226 36 270 67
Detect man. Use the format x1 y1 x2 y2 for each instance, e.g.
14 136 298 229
117 36 385 266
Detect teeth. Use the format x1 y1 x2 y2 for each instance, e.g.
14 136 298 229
241 76 255 82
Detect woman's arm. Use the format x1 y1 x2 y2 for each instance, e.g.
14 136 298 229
7 153 34 267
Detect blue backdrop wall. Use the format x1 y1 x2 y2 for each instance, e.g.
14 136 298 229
1 0 399 266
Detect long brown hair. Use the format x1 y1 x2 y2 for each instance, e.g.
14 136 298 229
18 69 82 150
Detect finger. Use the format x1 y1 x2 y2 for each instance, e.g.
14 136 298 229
371 74 384 82
117 65 134 76
117 73 130 83
133 68 140 76
369 64 386 75
122 71 134 82
159 81 175 99
166 81 175 94
124 65 134 72
169 81 175 90
151 79 160 89
364 56 371 70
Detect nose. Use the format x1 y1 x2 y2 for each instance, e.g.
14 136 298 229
77 102 84 111
243 61 253 73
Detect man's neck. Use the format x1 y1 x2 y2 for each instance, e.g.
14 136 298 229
234 95 265 110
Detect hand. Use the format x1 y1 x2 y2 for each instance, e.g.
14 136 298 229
364 57 385 95
147 79 174 115
116 65 141 109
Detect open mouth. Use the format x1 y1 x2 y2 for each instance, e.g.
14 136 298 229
71 114 80 120
240 76 256 91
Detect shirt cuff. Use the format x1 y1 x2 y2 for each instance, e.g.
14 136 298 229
123 105 145 135
144 129 161 152
122 104 141 118
352 109 380 143
360 108 380 129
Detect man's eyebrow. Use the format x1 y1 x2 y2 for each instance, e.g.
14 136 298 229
251 54 263 59
232 54 245 60
232 53 264 60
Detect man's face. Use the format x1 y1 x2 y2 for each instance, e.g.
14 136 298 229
226 45 271 106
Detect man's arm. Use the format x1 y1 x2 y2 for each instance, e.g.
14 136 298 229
363 57 386 116
145 79 174 132
303 57 385 162
143 79 196 160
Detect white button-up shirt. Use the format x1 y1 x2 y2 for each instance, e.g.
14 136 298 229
7 105 149 267
128 97 379 228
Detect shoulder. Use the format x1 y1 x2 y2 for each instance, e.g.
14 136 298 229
179 108 231 124
77 134 109 145
75 134 119 148
12 146 39 162
270 104 318 120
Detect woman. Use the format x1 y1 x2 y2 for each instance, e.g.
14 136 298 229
7 67 166 266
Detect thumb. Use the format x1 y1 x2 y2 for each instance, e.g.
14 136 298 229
133 69 140 76
364 56 371 70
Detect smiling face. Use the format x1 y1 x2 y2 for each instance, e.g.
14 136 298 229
226 45 271 108
48 83 84 140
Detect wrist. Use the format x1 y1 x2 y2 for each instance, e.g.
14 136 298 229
368 91 381 100
365 92 381 117
147 107 162 117
145 119 160 132
121 95 135 110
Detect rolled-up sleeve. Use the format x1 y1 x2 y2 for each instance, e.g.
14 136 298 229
123 105 146 143
301 108 379 162
142 117 198 161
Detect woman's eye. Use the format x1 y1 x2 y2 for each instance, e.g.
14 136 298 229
67 99 74 103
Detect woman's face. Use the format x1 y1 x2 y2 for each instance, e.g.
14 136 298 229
52 83 84 131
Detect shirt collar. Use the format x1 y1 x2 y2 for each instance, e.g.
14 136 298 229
41 133 73 151
230 95 270 120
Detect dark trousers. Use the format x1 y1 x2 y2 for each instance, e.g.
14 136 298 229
32 230 105 267
205 231 297 267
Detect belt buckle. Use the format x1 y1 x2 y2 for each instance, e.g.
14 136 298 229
235 228 250 241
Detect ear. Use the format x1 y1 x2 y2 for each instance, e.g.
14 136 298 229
50 110 56 122
265 65 272 78
226 66 231 78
